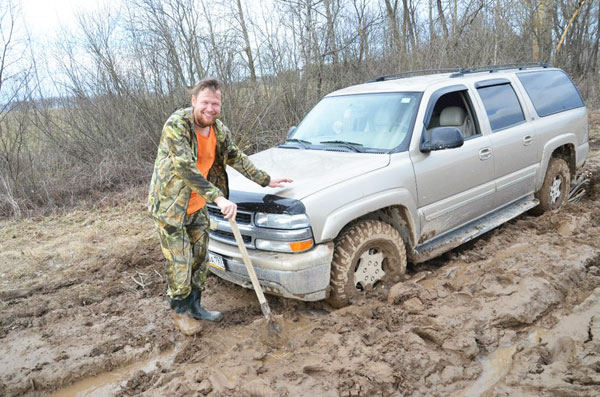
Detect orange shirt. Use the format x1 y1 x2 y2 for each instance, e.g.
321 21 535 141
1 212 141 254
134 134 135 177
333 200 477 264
186 125 217 214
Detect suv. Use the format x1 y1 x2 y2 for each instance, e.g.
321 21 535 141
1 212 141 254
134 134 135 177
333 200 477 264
206 64 589 307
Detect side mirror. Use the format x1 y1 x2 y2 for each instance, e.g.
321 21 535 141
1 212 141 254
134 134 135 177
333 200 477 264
420 127 464 153
287 126 297 138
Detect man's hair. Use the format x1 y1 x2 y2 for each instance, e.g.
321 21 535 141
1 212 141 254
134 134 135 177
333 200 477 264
189 78 222 97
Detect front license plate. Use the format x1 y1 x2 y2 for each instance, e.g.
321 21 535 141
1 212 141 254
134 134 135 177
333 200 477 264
208 252 225 271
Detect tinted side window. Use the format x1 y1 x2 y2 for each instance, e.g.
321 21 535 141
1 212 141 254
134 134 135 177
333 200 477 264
477 84 525 131
517 70 584 117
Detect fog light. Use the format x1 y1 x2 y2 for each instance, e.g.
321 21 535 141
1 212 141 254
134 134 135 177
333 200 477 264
255 238 314 253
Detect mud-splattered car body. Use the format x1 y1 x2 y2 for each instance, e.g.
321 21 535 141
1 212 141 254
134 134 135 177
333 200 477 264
207 64 589 305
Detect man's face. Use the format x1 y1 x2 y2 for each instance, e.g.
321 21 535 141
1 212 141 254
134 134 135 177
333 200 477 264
192 88 222 127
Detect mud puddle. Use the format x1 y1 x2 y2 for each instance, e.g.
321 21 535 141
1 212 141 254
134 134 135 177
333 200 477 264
461 327 549 396
49 310 324 396
51 346 179 397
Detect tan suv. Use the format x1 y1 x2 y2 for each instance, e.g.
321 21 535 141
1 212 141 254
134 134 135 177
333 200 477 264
206 64 589 307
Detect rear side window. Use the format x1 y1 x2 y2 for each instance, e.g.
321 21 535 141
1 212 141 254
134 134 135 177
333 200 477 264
517 70 584 117
477 84 525 131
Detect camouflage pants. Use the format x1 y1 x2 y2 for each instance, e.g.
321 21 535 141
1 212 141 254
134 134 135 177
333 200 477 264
155 207 210 299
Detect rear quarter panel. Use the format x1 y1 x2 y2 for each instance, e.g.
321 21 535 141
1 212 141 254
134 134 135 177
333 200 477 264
530 107 588 189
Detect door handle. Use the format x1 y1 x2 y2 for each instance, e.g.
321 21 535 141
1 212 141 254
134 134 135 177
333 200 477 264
479 147 492 160
523 135 533 146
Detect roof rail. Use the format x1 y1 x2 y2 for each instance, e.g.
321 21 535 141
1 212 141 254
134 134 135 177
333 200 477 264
449 62 552 77
367 68 461 83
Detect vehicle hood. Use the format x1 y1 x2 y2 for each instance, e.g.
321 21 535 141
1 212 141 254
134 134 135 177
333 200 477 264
227 147 390 200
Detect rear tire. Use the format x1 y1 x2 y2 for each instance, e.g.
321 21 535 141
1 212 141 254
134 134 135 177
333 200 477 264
327 220 407 308
532 157 570 215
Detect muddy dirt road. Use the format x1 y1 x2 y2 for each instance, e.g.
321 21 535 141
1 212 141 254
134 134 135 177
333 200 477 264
1 115 599 396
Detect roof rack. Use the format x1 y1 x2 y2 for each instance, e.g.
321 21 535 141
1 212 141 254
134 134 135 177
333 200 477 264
367 68 461 83
366 63 552 83
449 62 552 78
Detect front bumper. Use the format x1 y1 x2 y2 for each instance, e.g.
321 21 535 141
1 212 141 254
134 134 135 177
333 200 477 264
207 239 334 301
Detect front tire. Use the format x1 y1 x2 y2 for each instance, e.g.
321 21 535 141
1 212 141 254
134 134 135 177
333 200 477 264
532 157 571 215
327 220 407 308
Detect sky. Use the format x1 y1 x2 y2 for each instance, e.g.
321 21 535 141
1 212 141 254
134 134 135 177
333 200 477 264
11 0 122 98
21 0 120 40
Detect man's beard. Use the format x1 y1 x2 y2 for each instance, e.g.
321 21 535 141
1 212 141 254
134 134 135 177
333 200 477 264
194 113 217 128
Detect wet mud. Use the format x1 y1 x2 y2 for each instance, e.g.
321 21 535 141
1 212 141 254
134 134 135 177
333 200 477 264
1 116 599 396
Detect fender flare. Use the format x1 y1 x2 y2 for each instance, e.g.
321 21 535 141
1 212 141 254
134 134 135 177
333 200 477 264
536 134 577 190
318 188 419 247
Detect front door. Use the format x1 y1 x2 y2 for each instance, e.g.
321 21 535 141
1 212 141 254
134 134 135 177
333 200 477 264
412 88 496 244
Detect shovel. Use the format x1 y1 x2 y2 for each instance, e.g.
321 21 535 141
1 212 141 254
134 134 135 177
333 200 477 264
228 218 282 339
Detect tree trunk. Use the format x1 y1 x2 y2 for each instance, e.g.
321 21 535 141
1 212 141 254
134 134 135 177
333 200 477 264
532 0 553 61
235 0 257 83
436 0 449 39
555 0 586 55
324 0 339 65
384 0 402 53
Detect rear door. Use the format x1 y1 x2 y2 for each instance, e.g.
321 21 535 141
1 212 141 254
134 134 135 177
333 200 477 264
474 79 539 207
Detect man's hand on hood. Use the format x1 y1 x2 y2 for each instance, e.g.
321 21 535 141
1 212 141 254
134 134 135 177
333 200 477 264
268 178 293 188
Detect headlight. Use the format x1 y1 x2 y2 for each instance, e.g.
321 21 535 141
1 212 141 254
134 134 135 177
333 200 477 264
254 213 310 229
255 238 314 253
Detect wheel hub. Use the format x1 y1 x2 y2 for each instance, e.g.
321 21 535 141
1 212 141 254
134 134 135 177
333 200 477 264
354 248 385 290
550 175 562 204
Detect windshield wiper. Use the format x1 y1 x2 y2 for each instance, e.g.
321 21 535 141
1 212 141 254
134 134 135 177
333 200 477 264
319 140 364 152
279 138 312 149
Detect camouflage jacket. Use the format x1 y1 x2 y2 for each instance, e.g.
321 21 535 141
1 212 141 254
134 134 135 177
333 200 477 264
148 107 270 227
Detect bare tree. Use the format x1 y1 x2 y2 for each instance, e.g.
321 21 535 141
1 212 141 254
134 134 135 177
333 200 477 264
0 0 35 217
384 0 403 53
436 0 450 39
234 0 258 82
323 0 340 65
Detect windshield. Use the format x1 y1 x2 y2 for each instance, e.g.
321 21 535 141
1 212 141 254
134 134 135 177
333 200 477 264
288 92 421 152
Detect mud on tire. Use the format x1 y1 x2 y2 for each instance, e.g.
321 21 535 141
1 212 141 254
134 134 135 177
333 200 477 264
327 220 407 308
532 157 571 215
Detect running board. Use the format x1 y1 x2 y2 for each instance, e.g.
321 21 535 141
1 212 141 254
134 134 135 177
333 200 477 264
412 195 539 263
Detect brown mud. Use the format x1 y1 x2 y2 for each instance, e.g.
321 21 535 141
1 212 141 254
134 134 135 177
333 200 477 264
1 113 599 396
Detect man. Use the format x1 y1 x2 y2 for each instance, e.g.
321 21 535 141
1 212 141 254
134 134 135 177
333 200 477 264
148 78 291 334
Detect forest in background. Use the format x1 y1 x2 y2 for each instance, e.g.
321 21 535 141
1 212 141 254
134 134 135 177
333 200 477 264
0 0 599 217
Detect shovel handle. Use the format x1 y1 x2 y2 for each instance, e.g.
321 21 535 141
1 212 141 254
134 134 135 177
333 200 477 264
228 218 268 308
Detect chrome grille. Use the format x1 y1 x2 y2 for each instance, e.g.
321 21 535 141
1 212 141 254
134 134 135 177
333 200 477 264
212 229 251 244
206 205 252 224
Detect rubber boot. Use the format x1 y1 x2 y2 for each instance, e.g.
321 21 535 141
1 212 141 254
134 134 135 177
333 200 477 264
171 310 203 336
189 289 223 322
168 294 203 335
168 293 194 314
